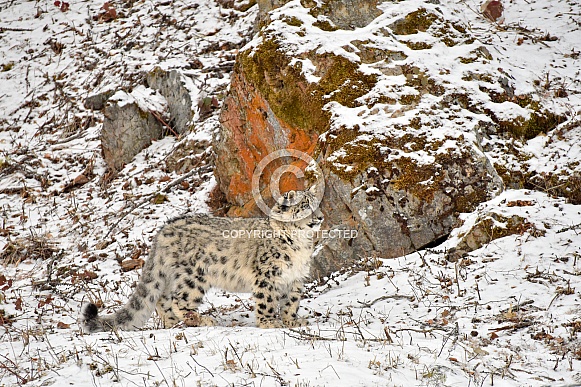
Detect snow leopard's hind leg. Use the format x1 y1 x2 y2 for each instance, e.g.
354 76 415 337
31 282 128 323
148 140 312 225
156 293 179 328
170 267 216 327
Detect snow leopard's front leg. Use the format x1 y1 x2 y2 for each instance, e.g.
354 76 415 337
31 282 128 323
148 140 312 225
281 280 305 327
253 277 283 328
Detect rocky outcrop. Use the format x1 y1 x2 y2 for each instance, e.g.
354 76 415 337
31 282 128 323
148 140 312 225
100 68 202 173
101 87 167 172
304 0 383 30
214 0 572 276
317 139 502 274
258 0 382 29
445 199 545 262
146 68 198 134
490 118 581 205
216 39 374 211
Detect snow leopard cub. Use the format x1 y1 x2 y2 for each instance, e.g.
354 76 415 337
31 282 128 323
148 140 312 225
83 188 323 332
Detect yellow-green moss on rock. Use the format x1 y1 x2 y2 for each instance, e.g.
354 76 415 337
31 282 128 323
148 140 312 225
320 124 494 210
283 16 303 27
238 38 377 134
238 39 329 133
313 19 338 31
390 8 438 35
390 8 473 47
404 41 433 50
497 109 566 140
402 64 445 96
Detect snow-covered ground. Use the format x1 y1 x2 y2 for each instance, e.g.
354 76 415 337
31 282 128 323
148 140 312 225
1 0 580 386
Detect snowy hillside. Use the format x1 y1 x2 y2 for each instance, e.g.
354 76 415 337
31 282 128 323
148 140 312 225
1 0 580 386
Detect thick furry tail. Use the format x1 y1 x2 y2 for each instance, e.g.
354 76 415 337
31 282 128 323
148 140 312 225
82 303 112 333
82 257 165 333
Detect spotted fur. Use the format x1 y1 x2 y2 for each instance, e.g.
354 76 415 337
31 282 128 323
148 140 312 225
82 189 323 332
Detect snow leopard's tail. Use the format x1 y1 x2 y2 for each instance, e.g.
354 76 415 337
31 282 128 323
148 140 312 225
82 248 166 333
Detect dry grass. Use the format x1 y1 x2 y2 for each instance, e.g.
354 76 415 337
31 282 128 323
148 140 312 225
0 235 57 265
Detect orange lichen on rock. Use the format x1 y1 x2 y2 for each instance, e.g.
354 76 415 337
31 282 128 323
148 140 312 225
217 66 319 216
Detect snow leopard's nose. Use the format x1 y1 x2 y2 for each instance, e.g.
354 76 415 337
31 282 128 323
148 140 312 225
312 207 324 224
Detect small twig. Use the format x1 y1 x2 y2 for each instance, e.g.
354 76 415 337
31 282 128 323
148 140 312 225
104 163 209 238
162 163 208 193
320 364 341 379
286 328 346 341
266 361 287 385
556 222 581 233
0 353 28 384
500 300 534 313
546 293 559 310
104 198 150 239
349 315 367 344
393 326 449 334
190 354 214 377
356 294 415 308
139 340 169 387
149 109 179 137
488 321 534 332
0 26 33 32
228 341 244 368
437 322 459 358
455 261 463 296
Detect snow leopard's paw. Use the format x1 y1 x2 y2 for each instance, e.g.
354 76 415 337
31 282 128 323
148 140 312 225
184 312 217 327
257 319 284 329
283 317 308 328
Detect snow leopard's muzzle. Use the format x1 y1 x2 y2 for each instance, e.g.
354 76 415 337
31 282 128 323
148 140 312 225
308 207 324 229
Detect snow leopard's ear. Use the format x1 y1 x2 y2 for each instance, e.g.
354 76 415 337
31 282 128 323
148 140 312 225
285 190 296 201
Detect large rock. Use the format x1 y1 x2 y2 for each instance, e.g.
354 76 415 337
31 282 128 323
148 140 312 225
146 68 199 134
317 134 502 275
215 39 367 210
213 0 572 276
303 0 383 30
258 0 382 29
101 86 167 172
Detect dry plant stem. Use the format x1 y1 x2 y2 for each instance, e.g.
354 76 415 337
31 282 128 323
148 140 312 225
356 294 415 308
437 322 459 358
228 341 244 368
489 321 534 332
0 353 27 384
455 261 462 296
0 26 33 32
162 164 210 193
149 109 179 137
267 362 286 385
286 328 345 342
190 354 215 377
139 339 169 386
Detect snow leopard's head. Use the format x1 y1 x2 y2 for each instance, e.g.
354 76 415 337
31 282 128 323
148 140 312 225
270 187 324 228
